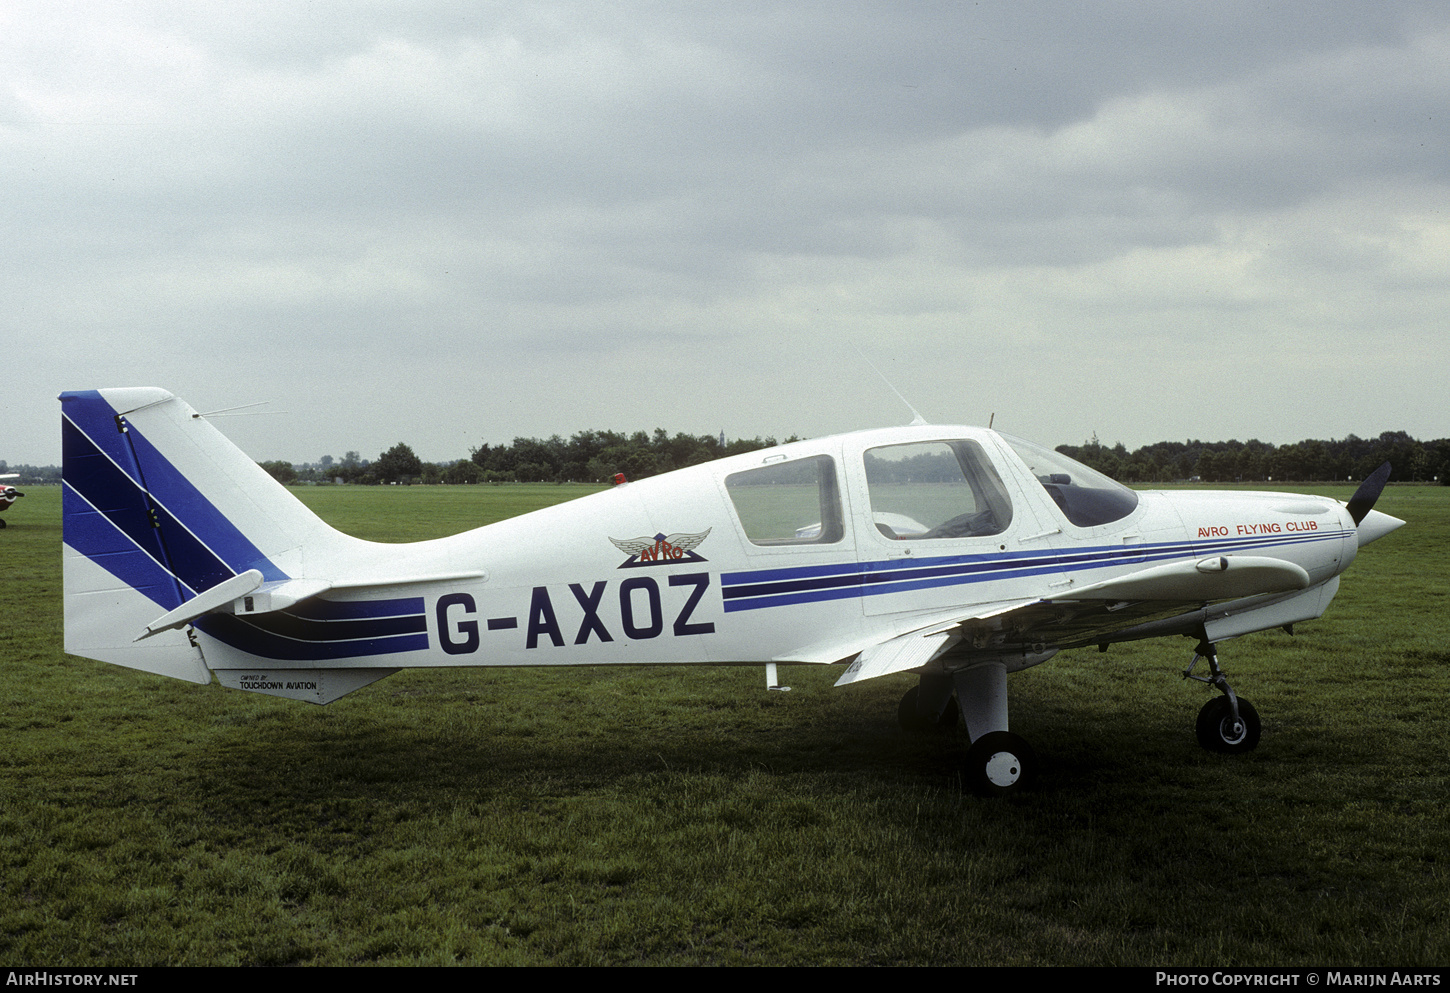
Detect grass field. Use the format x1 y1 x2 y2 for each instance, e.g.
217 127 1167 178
1 482 1446 966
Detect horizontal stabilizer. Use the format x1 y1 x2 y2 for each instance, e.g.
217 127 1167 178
136 569 265 641
332 570 486 590
236 577 334 614
137 570 490 643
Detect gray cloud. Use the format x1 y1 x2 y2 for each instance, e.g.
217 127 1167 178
5 2 1448 465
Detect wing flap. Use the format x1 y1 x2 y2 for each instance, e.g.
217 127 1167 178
776 598 1039 667
833 628 959 687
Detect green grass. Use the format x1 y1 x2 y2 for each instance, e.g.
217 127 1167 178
1 483 1446 965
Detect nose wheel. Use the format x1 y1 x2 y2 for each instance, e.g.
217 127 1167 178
1184 640 1262 754
1195 696 1261 753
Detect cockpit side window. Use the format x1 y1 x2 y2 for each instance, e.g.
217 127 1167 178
725 455 844 545
999 435 1139 527
863 440 1012 540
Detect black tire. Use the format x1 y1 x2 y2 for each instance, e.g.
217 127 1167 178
897 686 960 734
1195 696 1261 753
964 731 1036 796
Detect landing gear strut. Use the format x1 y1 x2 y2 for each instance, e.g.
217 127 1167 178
1183 640 1262 754
897 677 959 733
901 665 1037 796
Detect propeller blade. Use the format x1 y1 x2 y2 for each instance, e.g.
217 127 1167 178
1346 462 1392 526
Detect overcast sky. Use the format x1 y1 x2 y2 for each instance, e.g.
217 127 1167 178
5 1 1447 466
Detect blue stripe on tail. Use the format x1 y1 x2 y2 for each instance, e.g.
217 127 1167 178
62 483 187 610
60 391 287 601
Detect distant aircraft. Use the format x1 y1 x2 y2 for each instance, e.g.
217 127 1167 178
0 474 22 527
60 388 1404 794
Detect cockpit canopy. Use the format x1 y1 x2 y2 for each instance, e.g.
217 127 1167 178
998 434 1139 527
719 428 1140 547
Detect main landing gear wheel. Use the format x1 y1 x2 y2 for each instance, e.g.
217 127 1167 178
1195 696 1261 754
897 686 960 734
965 731 1036 797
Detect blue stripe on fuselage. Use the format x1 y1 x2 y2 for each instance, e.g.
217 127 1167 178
720 530 1351 612
194 596 430 661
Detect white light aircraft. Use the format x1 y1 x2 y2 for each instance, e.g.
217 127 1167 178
0 474 22 527
61 388 1404 794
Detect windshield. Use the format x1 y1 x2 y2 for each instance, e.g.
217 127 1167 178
999 435 1139 527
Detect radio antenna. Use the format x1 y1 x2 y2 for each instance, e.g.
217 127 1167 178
191 400 285 418
855 346 928 426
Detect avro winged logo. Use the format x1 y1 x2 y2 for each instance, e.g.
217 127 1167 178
610 529 711 568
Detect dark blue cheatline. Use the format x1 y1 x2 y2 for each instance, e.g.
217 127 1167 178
720 530 1351 612
194 598 430 661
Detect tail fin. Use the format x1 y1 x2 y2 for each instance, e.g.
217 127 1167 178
62 388 479 703
60 388 351 685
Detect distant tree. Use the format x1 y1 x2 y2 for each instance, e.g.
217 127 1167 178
375 443 424 484
258 460 296 485
443 460 480 485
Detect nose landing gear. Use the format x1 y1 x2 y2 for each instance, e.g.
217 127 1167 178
1184 640 1262 754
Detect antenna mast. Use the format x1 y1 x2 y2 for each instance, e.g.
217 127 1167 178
855 347 928 426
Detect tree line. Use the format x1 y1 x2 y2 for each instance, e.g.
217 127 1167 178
1056 430 1448 484
0 462 61 485
279 428 1448 487
260 429 800 486
7 427 1446 487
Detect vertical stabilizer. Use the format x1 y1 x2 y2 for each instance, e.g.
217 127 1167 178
60 388 351 683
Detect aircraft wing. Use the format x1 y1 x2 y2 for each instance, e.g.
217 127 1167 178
1063 555 1309 601
834 627 961 686
830 600 1039 686
831 554 1313 687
